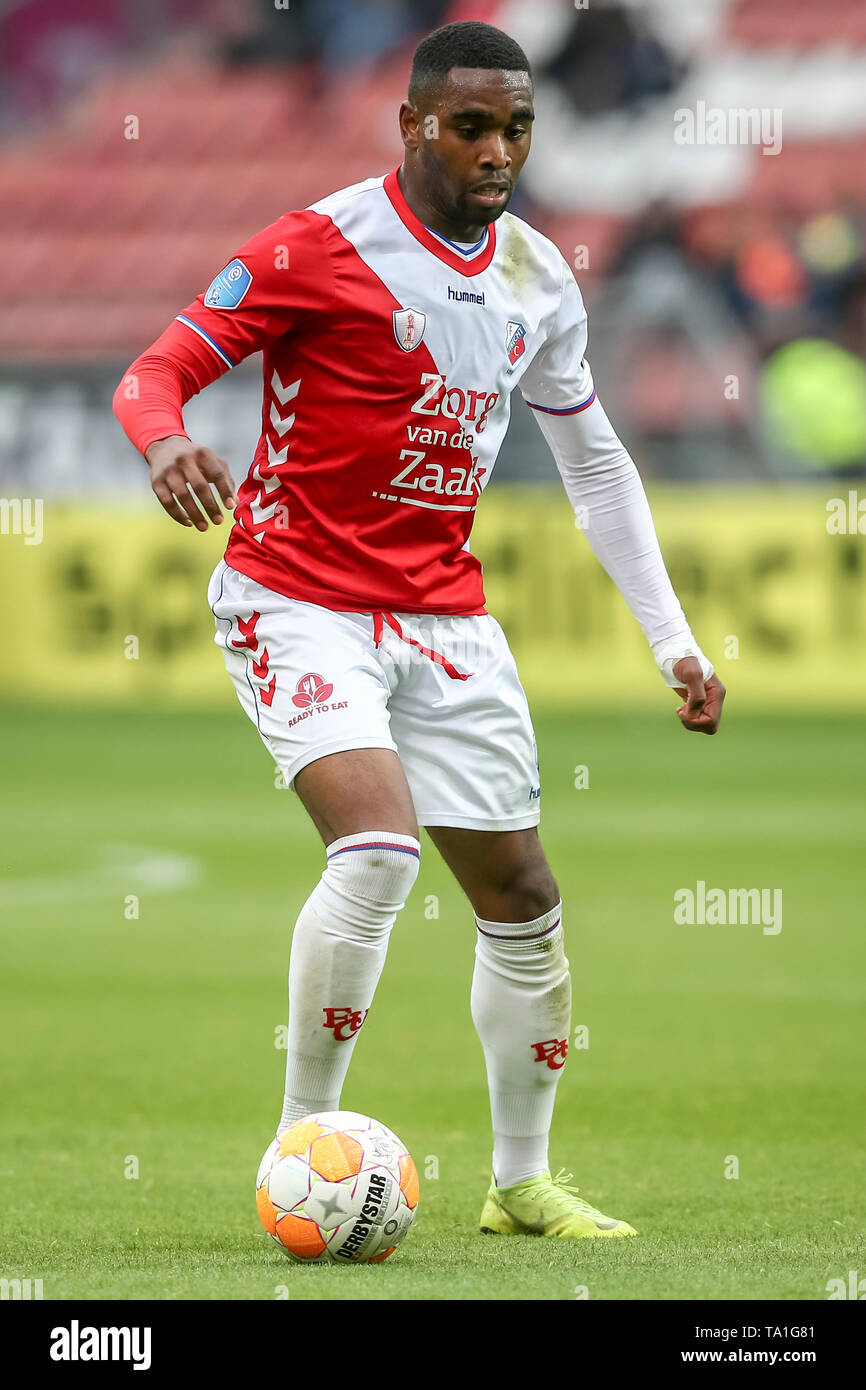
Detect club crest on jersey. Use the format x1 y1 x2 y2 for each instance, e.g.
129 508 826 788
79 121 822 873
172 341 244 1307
506 320 527 365
204 258 252 309
393 307 427 352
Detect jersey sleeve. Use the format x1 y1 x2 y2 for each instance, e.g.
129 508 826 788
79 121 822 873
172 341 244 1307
519 255 704 660
519 257 596 416
172 208 335 370
113 209 334 456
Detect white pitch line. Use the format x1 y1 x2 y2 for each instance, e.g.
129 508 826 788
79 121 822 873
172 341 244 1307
0 844 201 909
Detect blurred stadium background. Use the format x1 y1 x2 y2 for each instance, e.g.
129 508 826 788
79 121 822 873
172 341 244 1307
2 2 865 1303
1 0 865 709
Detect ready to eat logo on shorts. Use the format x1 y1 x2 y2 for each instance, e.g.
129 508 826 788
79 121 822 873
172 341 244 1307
292 673 333 708
287 673 348 727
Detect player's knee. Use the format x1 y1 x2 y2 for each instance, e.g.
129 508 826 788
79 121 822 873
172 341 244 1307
479 864 559 924
320 831 421 923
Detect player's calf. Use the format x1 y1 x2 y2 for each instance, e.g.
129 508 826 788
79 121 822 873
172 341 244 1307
471 900 570 1188
277 830 421 1135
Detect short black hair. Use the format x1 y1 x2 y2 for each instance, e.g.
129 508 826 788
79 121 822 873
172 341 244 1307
408 21 532 106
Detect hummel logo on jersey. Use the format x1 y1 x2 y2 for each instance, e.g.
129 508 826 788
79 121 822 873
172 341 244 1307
393 307 427 352
448 287 485 305
506 320 527 364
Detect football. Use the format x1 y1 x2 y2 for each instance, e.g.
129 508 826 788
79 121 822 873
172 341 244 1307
256 1110 419 1263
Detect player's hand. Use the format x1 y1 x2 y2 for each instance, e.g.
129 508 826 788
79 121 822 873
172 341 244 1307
672 658 726 735
146 435 237 531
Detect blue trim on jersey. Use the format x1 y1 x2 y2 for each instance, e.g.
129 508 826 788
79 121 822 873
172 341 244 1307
525 389 596 416
176 314 236 369
423 224 489 257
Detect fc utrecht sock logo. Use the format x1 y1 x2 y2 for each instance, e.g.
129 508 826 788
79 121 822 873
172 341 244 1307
323 1007 369 1041
531 1037 568 1070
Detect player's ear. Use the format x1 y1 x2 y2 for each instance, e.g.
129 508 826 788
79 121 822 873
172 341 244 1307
399 100 421 152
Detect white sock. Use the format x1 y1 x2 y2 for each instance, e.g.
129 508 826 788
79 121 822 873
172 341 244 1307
277 830 421 1135
470 901 570 1188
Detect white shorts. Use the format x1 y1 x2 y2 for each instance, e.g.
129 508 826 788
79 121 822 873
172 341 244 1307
208 560 541 832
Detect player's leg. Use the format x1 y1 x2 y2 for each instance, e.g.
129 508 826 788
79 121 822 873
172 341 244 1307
386 608 636 1236
208 563 422 1136
294 746 418 845
428 823 635 1237
427 823 568 1190
276 748 421 1132
425 824 558 922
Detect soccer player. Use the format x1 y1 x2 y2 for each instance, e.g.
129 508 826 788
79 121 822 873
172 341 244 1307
114 20 725 1241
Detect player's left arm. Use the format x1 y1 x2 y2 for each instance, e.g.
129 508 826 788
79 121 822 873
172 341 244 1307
520 260 725 735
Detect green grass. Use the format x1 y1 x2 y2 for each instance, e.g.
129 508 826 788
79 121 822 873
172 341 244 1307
0 706 864 1300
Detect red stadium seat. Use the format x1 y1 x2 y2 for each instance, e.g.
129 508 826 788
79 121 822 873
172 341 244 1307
727 0 866 47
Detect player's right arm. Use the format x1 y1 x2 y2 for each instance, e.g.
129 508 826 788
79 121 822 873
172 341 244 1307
145 434 237 531
113 210 334 530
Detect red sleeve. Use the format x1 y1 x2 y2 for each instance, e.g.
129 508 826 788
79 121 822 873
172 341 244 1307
113 209 334 457
113 324 224 456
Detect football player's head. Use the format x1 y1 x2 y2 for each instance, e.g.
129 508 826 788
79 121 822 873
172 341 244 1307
400 21 534 236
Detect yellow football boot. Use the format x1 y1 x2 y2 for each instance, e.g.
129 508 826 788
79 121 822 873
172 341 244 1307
479 1169 638 1238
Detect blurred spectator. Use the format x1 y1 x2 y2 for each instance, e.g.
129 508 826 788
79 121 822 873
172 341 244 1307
607 200 685 275
303 0 448 72
219 0 451 72
540 2 682 116
0 0 216 130
760 337 866 473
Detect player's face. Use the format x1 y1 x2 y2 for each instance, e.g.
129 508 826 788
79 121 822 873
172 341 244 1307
403 68 534 234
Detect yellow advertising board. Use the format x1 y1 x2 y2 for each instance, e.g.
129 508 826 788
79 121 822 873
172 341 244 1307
0 488 862 709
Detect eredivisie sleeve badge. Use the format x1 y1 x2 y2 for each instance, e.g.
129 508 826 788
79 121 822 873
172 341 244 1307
205 259 253 309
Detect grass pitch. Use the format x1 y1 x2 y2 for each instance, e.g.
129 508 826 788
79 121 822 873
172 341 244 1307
1 705 863 1300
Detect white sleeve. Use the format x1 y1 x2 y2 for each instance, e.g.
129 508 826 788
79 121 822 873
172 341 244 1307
519 256 596 415
521 259 713 686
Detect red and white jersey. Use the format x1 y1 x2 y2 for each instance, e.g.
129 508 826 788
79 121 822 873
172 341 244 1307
172 168 596 615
